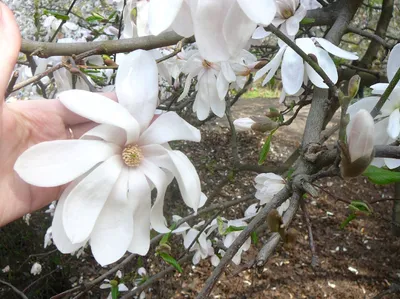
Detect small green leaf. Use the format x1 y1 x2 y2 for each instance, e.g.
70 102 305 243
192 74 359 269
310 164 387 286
340 213 357 229
159 223 176 246
300 17 315 25
159 252 183 273
363 165 400 185
108 10 118 21
258 129 277 165
223 225 246 235
349 200 372 215
251 231 258 245
217 217 225 235
86 12 106 23
43 9 70 21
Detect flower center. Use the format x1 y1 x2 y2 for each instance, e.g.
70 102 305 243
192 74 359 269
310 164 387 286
122 145 143 167
282 9 293 19
202 60 213 69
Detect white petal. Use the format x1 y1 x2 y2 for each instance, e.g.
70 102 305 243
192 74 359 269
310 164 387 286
285 5 307 36
223 1 257 58
58 90 140 144
127 168 152 255
14 140 116 187
387 109 400 139
252 26 270 39
184 228 199 248
314 38 359 60
193 0 230 62
193 93 210 121
254 46 285 84
370 83 389 94
384 158 400 169
115 50 159 131
221 61 236 82
347 109 375 162
237 0 276 25
63 155 123 244
52 176 88 254
347 97 380 117
305 48 338 88
140 160 170 233
282 46 304 95
171 1 194 37
139 111 201 145
148 0 184 35
81 124 126 147
210 97 226 118
387 44 400 82
90 173 133 266
216 71 230 101
145 147 202 212
233 117 256 131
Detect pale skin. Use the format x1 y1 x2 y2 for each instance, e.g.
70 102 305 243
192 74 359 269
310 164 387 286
0 3 114 226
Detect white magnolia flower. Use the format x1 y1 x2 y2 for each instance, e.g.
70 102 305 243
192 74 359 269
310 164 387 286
346 109 375 163
255 173 289 215
30 262 42 276
273 0 307 37
15 50 203 266
223 219 251 265
255 37 358 95
44 227 53 248
183 221 214 265
100 270 129 299
147 0 276 62
2 266 10 273
178 49 256 120
23 213 31 226
233 117 256 131
347 43 400 169
45 201 57 216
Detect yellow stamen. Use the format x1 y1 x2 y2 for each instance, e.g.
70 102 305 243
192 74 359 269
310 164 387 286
122 145 143 167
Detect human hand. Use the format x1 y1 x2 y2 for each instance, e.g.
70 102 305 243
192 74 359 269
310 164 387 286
0 3 109 226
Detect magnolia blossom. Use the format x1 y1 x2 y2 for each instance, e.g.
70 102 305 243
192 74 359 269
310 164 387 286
15 50 203 266
147 0 276 62
44 227 53 249
347 43 400 169
223 219 251 265
255 37 358 95
100 270 129 299
273 0 307 37
255 173 289 215
178 49 256 120
252 0 321 40
31 262 42 276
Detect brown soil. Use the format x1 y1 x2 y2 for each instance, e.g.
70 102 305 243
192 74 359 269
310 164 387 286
1 97 399 299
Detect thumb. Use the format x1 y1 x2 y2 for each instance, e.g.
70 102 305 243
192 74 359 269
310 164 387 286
0 3 21 97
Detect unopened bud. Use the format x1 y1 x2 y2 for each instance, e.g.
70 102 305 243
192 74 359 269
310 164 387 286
265 107 281 118
250 116 279 132
267 209 283 233
307 53 319 64
348 75 361 99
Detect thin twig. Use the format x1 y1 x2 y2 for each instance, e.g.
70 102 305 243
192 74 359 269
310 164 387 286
49 0 79 42
0 279 28 299
5 71 19 98
300 199 318 267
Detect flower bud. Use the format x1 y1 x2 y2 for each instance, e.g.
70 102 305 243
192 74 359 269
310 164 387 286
250 116 279 132
267 209 283 233
347 75 361 99
340 109 375 178
233 117 256 132
265 107 281 118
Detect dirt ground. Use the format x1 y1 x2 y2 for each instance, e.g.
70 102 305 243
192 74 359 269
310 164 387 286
1 97 399 299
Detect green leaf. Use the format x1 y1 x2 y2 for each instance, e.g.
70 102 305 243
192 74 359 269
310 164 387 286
223 225 246 235
258 129 277 165
110 280 119 299
43 9 70 21
363 165 400 185
159 252 183 273
217 217 225 235
159 223 176 246
251 231 258 245
86 12 106 23
108 10 118 21
349 200 372 215
340 213 357 229
300 17 315 25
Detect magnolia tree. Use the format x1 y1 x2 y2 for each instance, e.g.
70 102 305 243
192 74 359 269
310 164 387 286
2 0 400 297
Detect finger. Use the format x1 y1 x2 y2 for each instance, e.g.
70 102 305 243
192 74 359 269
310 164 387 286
0 3 21 97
